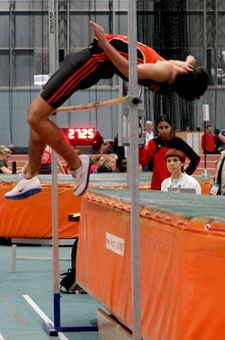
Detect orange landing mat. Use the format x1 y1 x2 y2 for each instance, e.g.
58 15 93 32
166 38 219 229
0 183 81 238
77 189 225 340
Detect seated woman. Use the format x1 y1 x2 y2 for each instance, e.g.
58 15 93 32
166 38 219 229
0 147 13 174
161 149 201 194
139 115 200 191
90 155 105 174
96 155 116 173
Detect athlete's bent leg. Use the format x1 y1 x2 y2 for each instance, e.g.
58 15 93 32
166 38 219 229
25 129 46 179
28 94 92 196
5 93 91 200
27 93 82 171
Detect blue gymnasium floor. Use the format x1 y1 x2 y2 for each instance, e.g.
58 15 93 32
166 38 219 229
0 241 105 340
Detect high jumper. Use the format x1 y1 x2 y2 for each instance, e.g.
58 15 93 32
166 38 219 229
5 21 208 200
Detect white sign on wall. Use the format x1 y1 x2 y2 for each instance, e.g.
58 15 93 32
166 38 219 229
203 104 209 121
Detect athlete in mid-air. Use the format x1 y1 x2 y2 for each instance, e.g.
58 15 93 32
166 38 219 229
5 21 208 200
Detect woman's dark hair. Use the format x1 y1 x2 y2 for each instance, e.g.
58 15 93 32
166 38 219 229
155 115 172 128
172 67 208 101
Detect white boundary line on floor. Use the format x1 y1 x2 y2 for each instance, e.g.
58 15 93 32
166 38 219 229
0 333 5 340
23 295 69 340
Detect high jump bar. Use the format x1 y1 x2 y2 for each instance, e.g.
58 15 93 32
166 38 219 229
54 95 129 112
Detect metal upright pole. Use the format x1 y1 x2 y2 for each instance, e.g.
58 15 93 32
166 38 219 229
48 0 60 328
201 104 211 180
204 121 207 168
128 1 141 340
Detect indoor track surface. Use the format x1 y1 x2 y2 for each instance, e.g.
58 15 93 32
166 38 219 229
0 241 105 340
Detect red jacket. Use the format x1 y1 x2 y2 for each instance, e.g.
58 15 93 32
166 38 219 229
201 133 215 153
139 135 200 190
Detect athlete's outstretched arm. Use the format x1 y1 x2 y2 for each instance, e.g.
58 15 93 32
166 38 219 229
89 21 173 83
89 21 129 78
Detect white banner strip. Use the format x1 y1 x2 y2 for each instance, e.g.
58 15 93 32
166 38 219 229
106 232 125 256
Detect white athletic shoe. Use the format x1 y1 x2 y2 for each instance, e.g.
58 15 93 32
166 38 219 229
69 155 92 197
5 176 42 200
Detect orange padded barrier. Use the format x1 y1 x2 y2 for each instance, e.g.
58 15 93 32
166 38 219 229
0 182 82 238
199 180 212 194
77 194 225 340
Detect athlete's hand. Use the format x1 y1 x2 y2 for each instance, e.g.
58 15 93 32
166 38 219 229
182 55 196 72
89 21 108 49
186 55 196 66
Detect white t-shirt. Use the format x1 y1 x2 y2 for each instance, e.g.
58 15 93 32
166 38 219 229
144 131 154 146
161 172 201 194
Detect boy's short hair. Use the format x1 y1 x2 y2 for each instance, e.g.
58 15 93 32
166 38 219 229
172 67 208 101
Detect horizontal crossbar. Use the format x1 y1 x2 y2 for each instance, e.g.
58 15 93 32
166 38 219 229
54 96 128 112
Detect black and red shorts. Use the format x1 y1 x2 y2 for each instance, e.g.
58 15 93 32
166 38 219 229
41 42 119 109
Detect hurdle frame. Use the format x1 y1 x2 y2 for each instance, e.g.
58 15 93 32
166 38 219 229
11 238 73 273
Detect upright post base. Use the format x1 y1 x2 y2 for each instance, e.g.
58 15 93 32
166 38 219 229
201 167 211 180
43 292 98 336
43 322 58 336
43 322 98 336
